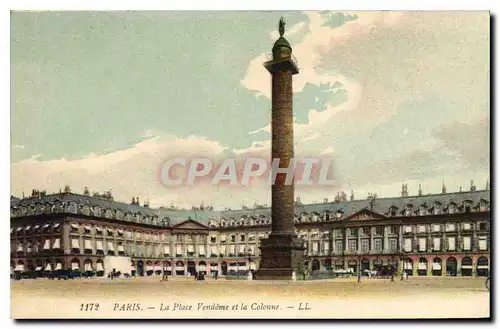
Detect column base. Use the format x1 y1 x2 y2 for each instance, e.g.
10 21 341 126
255 234 305 281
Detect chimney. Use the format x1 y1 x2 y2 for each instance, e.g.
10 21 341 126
470 180 476 192
442 181 446 194
401 184 408 197
418 184 423 196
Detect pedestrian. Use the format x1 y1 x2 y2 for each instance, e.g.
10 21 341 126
194 271 198 281
162 268 168 281
215 271 218 280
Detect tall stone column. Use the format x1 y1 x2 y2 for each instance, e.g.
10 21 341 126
256 17 305 280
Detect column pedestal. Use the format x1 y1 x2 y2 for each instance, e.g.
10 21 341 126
256 234 305 280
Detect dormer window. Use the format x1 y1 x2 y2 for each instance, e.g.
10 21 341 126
404 205 414 216
448 203 456 214
301 213 308 222
462 200 473 213
419 205 428 216
389 206 397 217
479 200 489 212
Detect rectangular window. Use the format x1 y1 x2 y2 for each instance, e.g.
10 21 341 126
447 237 456 251
389 238 398 252
463 237 471 251
375 227 383 235
478 237 487 250
231 235 236 243
463 223 471 231
479 222 487 231
210 236 216 243
404 238 412 252
348 240 357 252
445 223 455 232
335 240 343 252
432 224 440 232
419 238 426 251
433 238 441 251
361 239 369 253
334 229 342 238
404 226 412 233
374 239 382 252
418 225 426 233
240 235 245 242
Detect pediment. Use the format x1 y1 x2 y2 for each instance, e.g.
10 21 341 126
344 208 387 221
172 219 208 230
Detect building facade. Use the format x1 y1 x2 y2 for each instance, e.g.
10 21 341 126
10 186 491 278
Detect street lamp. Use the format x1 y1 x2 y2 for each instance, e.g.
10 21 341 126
247 247 253 279
335 209 345 273
357 256 362 282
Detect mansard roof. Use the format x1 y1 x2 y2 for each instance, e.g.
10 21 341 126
220 189 490 218
10 192 221 226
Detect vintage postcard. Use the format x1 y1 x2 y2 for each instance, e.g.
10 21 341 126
10 10 490 319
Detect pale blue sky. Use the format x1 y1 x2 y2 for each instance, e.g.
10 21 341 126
11 11 490 208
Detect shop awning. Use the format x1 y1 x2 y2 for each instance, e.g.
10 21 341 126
14 264 24 271
55 263 62 270
175 266 184 270
52 238 61 249
85 225 92 231
461 265 473 269
403 262 413 270
238 245 245 253
96 240 103 250
34 224 40 230
53 223 60 228
24 226 31 231
71 263 79 270
176 245 183 255
71 239 80 249
96 263 104 271
84 263 93 271
211 246 218 254
35 266 42 271
418 263 427 270
84 240 92 250
16 244 24 252
199 245 206 255
43 224 50 229
146 266 153 271
71 223 80 229
118 245 125 252
44 264 52 271
16 227 23 232
118 229 124 234
187 245 195 253
107 241 114 251
432 263 442 270
478 265 489 269
43 239 51 250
